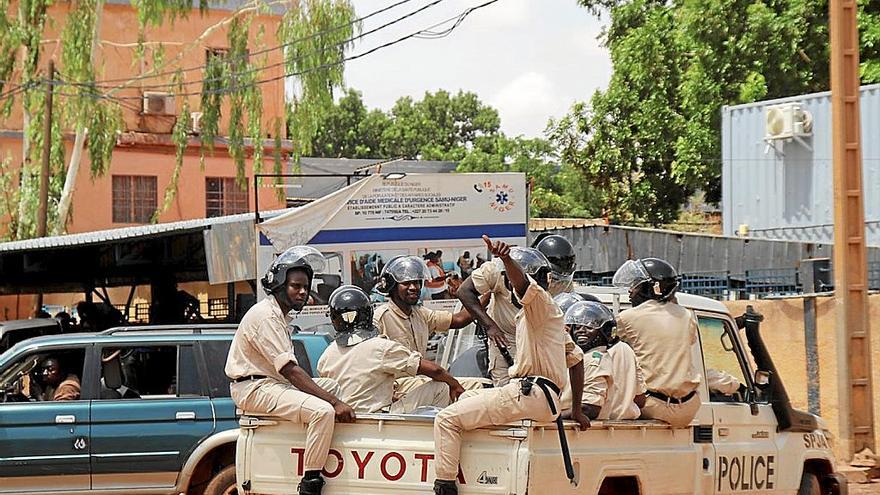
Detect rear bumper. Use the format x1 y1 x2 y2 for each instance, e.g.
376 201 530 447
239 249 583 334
824 472 848 495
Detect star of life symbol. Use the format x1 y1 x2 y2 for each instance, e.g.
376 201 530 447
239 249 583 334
477 181 515 213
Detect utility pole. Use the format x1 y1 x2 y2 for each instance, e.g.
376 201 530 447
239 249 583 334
33 60 55 315
829 0 874 460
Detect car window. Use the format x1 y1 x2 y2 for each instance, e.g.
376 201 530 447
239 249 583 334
697 316 748 403
98 345 202 400
201 340 232 398
0 348 86 403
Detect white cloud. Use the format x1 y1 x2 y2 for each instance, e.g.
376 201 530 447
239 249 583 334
491 72 560 137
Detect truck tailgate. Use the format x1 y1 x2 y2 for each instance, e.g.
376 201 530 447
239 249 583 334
237 414 523 494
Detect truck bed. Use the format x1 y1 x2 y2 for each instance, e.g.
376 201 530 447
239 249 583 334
236 413 702 494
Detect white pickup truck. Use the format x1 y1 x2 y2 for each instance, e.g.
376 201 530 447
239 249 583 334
235 290 847 495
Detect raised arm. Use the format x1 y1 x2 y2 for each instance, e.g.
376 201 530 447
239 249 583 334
482 235 528 298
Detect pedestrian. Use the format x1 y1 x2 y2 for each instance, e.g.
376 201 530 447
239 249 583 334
425 252 449 299
318 285 464 414
612 258 701 428
225 245 356 495
432 236 588 495
457 251 473 278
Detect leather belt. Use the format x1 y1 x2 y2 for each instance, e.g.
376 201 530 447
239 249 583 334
646 389 697 405
519 376 574 482
232 374 268 383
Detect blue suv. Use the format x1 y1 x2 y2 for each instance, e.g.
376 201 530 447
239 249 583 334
0 325 330 495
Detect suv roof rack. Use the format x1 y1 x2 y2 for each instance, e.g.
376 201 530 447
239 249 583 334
100 324 238 336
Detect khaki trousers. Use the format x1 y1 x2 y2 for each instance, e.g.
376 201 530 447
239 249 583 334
231 378 340 471
389 381 451 413
640 392 701 428
433 380 558 481
394 376 487 402
487 338 517 387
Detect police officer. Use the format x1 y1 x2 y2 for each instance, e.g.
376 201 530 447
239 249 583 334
433 236 588 495
318 285 465 414
533 234 578 295
562 301 646 421
459 234 578 387
225 246 356 495
612 257 701 428
373 255 483 396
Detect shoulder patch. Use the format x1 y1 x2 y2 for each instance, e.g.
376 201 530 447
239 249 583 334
592 351 603 360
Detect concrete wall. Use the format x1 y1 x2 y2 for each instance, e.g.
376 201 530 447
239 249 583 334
724 295 880 457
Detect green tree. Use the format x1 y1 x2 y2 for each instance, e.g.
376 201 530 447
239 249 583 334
0 0 356 240
312 89 599 218
557 0 880 225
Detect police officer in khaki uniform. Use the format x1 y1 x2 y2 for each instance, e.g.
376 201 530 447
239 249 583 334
373 256 482 395
612 257 701 428
459 234 578 387
225 246 356 495
561 301 647 421
318 285 465 414
432 237 589 495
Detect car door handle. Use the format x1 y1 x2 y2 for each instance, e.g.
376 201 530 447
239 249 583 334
55 415 76 424
175 411 196 420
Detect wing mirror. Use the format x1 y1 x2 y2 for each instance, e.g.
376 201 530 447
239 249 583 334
754 370 772 389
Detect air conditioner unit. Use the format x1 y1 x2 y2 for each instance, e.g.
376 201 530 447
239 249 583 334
142 91 175 115
765 103 813 141
190 111 203 134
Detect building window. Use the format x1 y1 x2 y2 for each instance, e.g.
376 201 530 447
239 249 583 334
112 175 157 224
206 177 249 217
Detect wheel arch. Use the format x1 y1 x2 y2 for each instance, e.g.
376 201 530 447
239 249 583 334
175 429 239 494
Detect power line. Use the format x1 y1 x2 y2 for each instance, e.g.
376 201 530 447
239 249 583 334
49 0 502 101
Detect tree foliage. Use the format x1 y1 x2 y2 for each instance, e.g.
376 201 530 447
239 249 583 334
311 88 600 218
0 0 356 240
553 0 880 225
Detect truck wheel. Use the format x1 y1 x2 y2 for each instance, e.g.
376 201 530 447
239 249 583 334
798 472 821 495
204 465 238 495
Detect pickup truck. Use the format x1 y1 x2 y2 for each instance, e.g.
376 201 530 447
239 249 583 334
0 324 330 495
236 289 847 495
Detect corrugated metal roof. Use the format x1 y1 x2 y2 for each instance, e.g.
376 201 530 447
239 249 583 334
722 84 880 245
0 210 284 253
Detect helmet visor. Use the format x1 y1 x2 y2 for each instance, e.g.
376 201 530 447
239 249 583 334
564 301 614 329
273 245 327 275
385 256 430 283
553 292 584 315
335 327 378 347
497 247 551 276
612 259 651 290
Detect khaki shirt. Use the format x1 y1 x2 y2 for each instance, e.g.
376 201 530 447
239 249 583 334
707 368 741 395
470 261 519 338
617 300 701 398
317 336 421 413
581 343 646 420
374 301 453 356
508 278 584 389
225 297 298 383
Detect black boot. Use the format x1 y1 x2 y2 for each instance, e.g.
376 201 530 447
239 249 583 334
434 479 458 495
297 475 325 495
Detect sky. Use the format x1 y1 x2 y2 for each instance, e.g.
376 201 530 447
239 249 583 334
343 0 612 138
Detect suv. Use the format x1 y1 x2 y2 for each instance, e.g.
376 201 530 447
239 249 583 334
0 324 330 495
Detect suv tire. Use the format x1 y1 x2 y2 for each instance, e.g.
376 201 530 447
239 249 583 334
204 465 238 495
798 472 821 495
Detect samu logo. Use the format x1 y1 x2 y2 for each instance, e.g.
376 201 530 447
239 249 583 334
475 181 516 213
476 471 498 485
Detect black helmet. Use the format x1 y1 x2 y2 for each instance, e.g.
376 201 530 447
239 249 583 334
495 246 553 290
612 257 679 302
533 234 576 280
261 246 326 295
328 285 378 347
564 301 617 350
375 255 430 295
